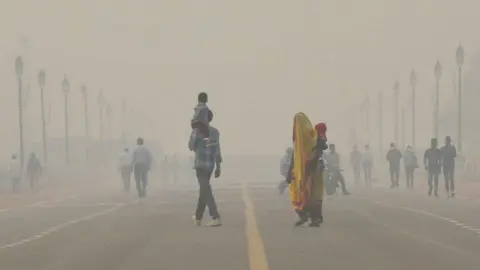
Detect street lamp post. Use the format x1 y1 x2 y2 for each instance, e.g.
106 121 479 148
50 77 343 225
410 70 417 148
81 85 89 161
106 103 112 140
456 45 465 152
393 81 400 145
38 70 47 167
121 98 127 145
97 89 105 142
401 107 405 148
359 99 365 142
364 95 371 145
62 76 70 165
15 56 25 169
378 92 383 154
434 61 442 139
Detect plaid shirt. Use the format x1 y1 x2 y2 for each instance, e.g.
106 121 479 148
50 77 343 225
189 125 222 172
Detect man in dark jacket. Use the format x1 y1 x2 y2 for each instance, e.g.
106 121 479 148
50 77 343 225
26 153 42 190
424 138 442 197
441 136 457 197
386 143 402 188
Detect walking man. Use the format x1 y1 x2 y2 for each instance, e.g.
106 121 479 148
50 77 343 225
132 138 152 198
189 110 222 227
325 144 351 195
403 145 418 190
26 153 42 190
386 143 402 188
441 136 457 197
118 148 133 193
424 138 442 197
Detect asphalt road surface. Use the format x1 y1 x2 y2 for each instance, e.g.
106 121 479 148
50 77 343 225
1 176 480 270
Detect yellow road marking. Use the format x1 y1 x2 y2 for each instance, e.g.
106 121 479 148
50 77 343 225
242 182 270 270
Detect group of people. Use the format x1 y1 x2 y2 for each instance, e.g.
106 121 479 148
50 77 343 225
350 144 374 187
117 137 153 198
8 152 43 192
276 128 459 226
385 143 419 190
118 92 224 227
281 143 351 196
120 91 459 231
385 136 457 197
423 136 457 197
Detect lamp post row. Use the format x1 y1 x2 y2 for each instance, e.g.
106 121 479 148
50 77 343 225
14 56 123 166
366 45 465 153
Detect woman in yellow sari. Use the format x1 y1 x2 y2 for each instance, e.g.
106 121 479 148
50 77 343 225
285 113 328 227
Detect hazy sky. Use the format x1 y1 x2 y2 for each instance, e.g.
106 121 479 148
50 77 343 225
1 0 479 158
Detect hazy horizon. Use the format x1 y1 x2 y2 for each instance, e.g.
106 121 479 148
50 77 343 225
1 0 480 159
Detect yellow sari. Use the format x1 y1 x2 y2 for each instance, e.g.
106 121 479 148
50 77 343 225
289 112 323 211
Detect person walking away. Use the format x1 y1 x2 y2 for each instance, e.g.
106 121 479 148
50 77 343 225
9 155 21 192
118 148 133 193
403 145 418 190
325 144 351 195
278 147 293 194
441 136 457 198
132 138 152 198
424 138 442 197
350 145 362 185
189 110 222 227
26 153 42 190
362 144 374 188
386 143 402 188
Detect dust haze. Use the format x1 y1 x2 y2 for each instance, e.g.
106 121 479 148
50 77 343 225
0 0 478 160
2 2 480 270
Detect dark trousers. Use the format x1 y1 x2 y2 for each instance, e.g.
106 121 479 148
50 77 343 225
443 167 455 193
28 174 38 190
389 166 400 187
428 170 439 195
363 165 372 188
334 170 348 193
134 163 149 197
195 169 220 221
296 201 323 223
121 167 132 193
405 166 415 190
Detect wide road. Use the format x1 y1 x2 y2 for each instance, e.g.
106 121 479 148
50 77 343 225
1 176 480 270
